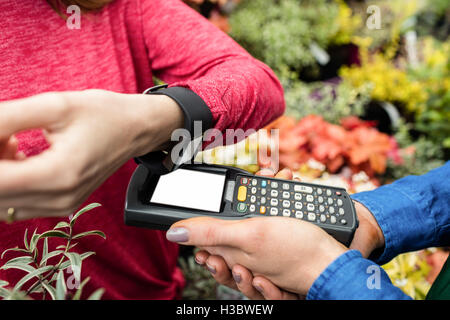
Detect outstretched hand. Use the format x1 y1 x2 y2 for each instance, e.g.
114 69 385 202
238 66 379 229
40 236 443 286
166 168 384 299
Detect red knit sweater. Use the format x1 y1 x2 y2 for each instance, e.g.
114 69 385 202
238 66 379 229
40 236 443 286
0 0 284 299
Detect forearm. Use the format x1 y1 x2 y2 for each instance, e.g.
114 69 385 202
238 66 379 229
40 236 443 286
307 250 412 300
352 162 450 264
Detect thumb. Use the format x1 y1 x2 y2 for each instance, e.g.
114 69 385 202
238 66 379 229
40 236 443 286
166 217 246 248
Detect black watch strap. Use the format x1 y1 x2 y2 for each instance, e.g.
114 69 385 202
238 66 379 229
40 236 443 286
135 84 214 175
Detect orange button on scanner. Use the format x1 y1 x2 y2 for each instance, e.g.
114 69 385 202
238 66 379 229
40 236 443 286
260 206 266 214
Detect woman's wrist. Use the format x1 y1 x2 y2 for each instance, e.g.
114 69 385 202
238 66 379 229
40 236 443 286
126 93 184 158
353 200 385 255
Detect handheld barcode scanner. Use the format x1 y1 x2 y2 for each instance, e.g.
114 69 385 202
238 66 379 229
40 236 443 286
124 85 358 246
124 158 358 246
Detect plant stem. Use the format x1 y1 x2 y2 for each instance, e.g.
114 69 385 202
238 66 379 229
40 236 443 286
25 226 73 297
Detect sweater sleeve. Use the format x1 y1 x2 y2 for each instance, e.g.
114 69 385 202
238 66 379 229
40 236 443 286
139 0 285 134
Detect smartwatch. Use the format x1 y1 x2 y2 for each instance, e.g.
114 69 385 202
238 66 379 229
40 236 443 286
135 84 214 175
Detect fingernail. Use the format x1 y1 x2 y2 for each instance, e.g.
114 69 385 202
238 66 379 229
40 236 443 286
16 151 26 160
258 168 275 176
254 284 264 295
194 256 203 265
206 263 216 275
166 227 189 243
232 272 241 284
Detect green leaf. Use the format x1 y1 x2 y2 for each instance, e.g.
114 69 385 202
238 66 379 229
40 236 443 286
29 229 40 256
42 238 48 266
70 203 102 227
23 229 29 250
0 287 11 299
38 230 70 240
72 277 90 300
1 263 36 274
40 250 64 267
72 230 106 241
3 256 34 266
55 270 67 300
1 247 29 260
59 252 95 270
41 281 56 300
87 288 105 300
13 265 53 292
64 252 82 283
54 221 70 230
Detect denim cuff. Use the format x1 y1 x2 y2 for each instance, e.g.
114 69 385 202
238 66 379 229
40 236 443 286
351 183 434 265
306 250 410 300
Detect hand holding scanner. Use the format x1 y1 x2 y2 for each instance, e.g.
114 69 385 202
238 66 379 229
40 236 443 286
124 164 358 246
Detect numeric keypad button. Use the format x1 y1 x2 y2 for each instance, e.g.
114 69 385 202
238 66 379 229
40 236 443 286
294 193 302 201
249 205 256 212
282 183 290 190
337 199 343 206
271 190 278 197
270 199 278 206
282 191 290 199
307 212 316 221
270 208 278 216
294 185 313 193
339 208 345 216
295 211 303 219
307 204 315 211
306 195 314 202
295 202 303 210
283 209 291 217
250 195 256 203
282 200 290 208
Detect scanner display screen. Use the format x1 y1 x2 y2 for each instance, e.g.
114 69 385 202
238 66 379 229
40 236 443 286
150 169 226 212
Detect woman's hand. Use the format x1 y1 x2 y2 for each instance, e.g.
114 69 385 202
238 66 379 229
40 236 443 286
167 168 385 299
0 90 183 221
166 202 349 297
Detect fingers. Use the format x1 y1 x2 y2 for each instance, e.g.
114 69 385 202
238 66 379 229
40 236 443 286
0 149 57 193
274 168 293 180
167 217 247 248
0 92 70 140
0 136 18 160
232 265 264 300
197 253 239 291
252 276 299 300
255 167 294 181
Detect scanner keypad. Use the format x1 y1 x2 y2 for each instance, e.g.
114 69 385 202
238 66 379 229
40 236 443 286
235 176 350 227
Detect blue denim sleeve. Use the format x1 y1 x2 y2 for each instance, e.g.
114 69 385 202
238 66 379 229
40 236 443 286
306 250 411 300
351 162 450 265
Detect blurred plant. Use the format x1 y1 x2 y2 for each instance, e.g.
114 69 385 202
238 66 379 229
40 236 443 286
178 252 217 300
283 79 372 124
229 0 354 78
0 203 106 300
384 119 445 181
408 38 450 150
382 251 432 300
265 115 393 176
339 46 428 114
